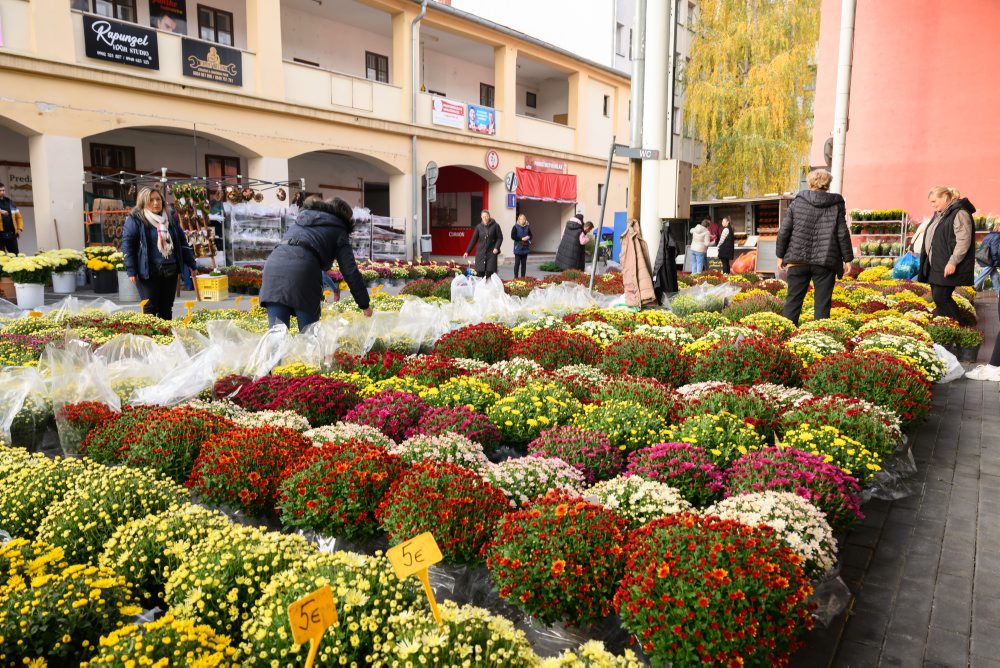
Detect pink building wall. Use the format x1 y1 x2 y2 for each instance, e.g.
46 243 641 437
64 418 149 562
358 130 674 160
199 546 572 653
811 0 1000 220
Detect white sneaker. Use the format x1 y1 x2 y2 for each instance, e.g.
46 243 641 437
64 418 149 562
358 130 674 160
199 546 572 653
967 364 1000 381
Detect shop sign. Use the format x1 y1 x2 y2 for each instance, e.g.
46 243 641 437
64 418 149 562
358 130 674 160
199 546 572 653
468 104 497 135
485 150 500 172
148 0 187 33
182 39 242 86
524 155 566 174
431 98 466 130
83 15 159 69
0 165 33 206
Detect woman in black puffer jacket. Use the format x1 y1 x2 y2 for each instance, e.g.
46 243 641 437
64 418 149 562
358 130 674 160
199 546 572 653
260 197 372 330
918 186 975 323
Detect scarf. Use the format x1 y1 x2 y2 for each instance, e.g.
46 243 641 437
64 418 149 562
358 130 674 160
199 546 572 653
144 209 174 259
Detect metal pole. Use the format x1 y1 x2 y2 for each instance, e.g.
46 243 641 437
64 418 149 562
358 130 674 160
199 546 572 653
639 0 670 251
627 0 647 222
830 0 857 194
589 137 617 292
410 0 428 261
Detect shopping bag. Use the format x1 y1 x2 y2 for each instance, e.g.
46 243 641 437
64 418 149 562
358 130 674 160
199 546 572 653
892 252 919 280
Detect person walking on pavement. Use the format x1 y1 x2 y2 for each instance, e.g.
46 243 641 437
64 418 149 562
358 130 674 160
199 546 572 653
918 186 975 323
689 219 712 274
464 210 503 280
776 168 854 325
260 196 372 330
973 220 1000 295
0 183 23 254
121 187 200 320
510 213 532 279
717 216 735 274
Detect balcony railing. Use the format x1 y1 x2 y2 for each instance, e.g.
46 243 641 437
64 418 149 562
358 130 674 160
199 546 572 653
284 61 402 121
514 114 575 154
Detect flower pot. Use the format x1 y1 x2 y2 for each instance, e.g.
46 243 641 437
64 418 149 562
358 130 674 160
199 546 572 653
14 282 45 310
117 270 139 302
92 269 117 294
957 345 981 363
0 276 15 301
52 271 78 294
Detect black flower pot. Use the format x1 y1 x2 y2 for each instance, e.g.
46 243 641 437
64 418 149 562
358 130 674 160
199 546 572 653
957 346 981 363
92 269 117 294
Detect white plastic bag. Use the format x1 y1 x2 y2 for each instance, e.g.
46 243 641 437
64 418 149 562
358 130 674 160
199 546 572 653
934 344 965 384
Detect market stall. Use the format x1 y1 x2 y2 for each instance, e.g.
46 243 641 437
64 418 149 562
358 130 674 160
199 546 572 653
689 195 794 273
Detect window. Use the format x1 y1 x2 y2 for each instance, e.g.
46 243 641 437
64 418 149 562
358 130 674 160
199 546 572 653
629 29 634 58
92 0 137 22
525 91 537 109
673 106 682 136
206 155 240 197
603 95 611 117
90 143 135 200
615 23 626 57
480 83 495 108
365 51 389 83
198 5 234 46
597 183 605 206
675 0 683 23
688 2 697 29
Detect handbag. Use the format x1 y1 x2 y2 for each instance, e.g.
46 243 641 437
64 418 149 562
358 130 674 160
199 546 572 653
975 242 995 268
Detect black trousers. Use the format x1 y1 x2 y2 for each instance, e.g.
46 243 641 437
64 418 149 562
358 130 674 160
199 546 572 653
783 264 836 325
931 283 961 322
136 274 178 320
720 257 731 274
513 254 528 278
0 236 17 254
990 293 1000 367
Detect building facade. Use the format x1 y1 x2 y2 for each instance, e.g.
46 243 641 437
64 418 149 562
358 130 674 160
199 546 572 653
0 0 634 258
810 0 1000 220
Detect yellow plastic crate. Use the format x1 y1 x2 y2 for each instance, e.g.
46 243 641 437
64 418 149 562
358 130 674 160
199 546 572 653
195 275 229 302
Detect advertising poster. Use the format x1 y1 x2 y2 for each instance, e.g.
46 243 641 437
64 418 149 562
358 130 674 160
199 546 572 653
467 104 497 135
431 97 466 130
83 15 159 69
149 0 187 34
182 38 242 86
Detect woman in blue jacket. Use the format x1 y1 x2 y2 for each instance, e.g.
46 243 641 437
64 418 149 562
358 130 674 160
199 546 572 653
121 188 198 320
510 214 532 278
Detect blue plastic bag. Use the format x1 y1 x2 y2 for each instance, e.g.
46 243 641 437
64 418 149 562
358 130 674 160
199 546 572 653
892 252 919 280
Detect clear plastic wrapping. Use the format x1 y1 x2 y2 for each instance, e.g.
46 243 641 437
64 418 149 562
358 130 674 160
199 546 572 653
809 571 852 628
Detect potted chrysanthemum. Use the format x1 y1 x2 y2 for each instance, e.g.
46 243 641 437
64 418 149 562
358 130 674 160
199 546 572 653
42 248 85 294
0 252 54 309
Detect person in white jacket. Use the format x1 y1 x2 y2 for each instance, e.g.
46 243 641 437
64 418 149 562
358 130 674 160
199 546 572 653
689 219 712 274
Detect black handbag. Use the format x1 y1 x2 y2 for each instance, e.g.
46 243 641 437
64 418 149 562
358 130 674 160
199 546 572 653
976 244 995 268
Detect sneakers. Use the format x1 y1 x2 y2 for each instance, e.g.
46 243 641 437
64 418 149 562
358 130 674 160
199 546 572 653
966 364 1000 381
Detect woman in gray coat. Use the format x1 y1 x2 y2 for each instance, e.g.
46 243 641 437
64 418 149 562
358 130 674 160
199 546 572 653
260 197 372 330
463 209 503 279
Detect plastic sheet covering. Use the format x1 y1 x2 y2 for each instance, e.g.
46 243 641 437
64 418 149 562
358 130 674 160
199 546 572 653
519 282 598 320
130 606 162 627
45 296 122 321
935 344 965 384
0 366 54 452
94 335 183 404
0 530 11 546
205 320 263 377
868 442 918 501
297 530 389 557
809 570 852 628
243 324 291 379
451 274 476 303
0 297 21 318
665 281 743 311
516 615 635 659
0 368 33 446
131 344 223 406
41 339 121 455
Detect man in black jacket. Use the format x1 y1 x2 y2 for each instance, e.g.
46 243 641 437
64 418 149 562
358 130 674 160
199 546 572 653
0 183 22 254
776 169 854 325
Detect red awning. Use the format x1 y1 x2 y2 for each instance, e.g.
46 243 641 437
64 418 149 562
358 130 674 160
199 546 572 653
515 168 576 204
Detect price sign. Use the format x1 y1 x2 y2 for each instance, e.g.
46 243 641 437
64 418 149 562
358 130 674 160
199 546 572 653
387 532 443 625
323 289 332 299
250 296 260 306
139 299 149 309
184 300 195 310
28 311 43 318
287 585 338 668
234 296 243 308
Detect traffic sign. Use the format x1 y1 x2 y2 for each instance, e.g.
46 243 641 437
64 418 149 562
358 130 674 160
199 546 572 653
506 193 516 209
426 161 439 185
427 184 437 203
504 171 518 193
485 149 500 171
614 144 660 160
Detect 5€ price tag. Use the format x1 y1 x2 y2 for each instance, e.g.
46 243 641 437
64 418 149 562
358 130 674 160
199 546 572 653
28 311 43 318
287 585 338 646
184 300 195 310
387 532 443 625
139 299 149 309
250 296 260 306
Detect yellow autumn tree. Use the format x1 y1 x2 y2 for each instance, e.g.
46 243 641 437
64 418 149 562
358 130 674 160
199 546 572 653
683 0 820 198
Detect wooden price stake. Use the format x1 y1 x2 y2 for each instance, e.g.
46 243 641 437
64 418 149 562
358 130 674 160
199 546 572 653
386 532 443 625
139 299 149 310
28 311 43 319
287 585 338 668
182 313 193 328
184 300 195 311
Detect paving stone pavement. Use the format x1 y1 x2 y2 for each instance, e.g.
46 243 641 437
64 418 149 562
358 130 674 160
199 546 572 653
795 296 1000 668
